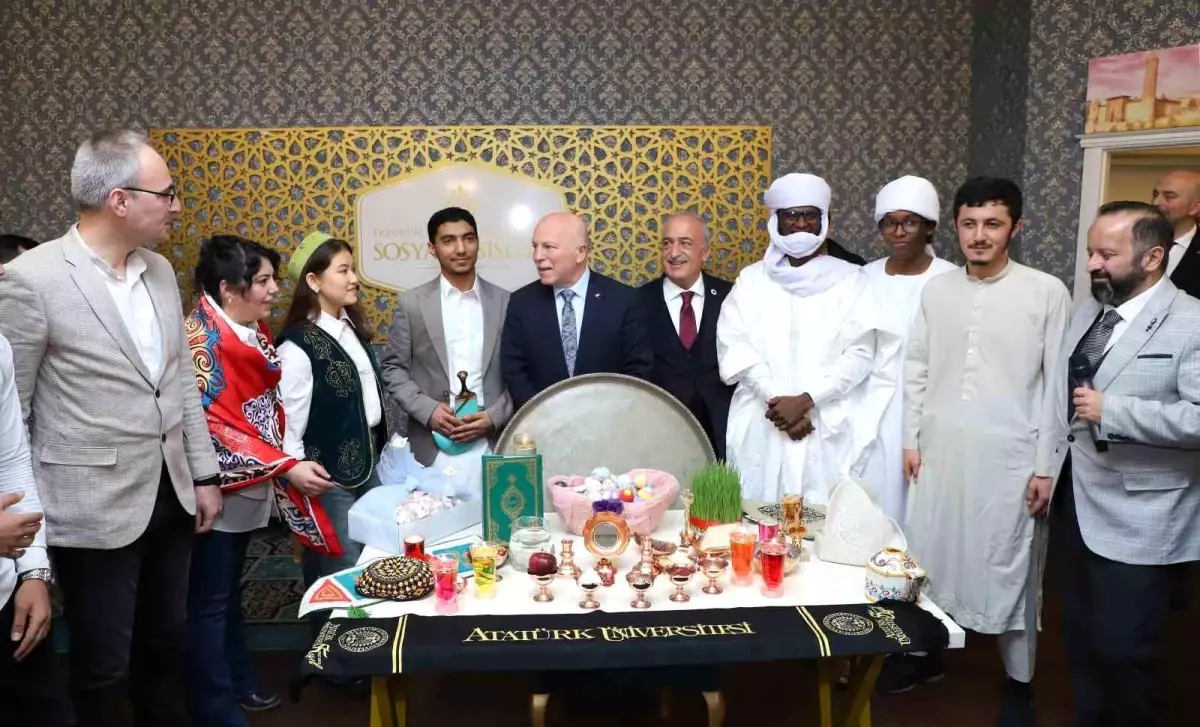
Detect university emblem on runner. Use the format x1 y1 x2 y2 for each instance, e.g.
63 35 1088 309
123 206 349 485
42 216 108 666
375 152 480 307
338 626 390 654
305 622 340 670
822 612 875 637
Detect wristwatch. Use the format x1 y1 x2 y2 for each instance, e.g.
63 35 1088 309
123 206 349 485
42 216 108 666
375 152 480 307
18 568 54 585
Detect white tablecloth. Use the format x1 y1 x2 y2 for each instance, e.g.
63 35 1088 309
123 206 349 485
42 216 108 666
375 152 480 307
343 511 965 649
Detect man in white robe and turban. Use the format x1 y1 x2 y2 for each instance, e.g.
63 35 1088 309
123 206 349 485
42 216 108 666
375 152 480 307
717 173 903 504
862 176 958 522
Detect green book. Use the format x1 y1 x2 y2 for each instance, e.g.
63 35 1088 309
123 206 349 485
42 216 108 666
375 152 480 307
481 454 544 544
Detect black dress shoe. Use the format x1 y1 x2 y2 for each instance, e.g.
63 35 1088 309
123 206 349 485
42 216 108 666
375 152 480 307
240 691 283 712
1000 678 1036 727
876 651 945 694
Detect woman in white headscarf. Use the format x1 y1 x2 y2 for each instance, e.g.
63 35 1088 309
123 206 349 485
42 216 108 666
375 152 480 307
862 176 959 523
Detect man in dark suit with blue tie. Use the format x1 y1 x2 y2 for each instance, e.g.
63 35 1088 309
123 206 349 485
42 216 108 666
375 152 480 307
502 212 653 412
638 212 734 459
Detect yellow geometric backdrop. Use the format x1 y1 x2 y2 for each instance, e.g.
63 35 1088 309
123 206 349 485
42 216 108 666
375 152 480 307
151 126 772 341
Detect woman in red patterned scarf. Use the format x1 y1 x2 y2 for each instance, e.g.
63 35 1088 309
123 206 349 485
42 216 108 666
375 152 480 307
184 235 331 727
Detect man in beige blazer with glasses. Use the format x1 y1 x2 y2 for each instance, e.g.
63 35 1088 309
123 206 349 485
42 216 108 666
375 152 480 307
0 129 221 727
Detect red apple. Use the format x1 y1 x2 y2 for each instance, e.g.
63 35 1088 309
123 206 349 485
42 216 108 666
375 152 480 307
527 551 558 576
619 488 635 503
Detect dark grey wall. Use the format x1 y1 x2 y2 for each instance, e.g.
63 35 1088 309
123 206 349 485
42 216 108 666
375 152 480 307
1 0 1194 285
0 0 973 263
1019 0 1200 288
968 0 1032 183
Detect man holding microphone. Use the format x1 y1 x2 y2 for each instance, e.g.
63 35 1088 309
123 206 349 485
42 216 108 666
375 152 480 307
1057 201 1200 726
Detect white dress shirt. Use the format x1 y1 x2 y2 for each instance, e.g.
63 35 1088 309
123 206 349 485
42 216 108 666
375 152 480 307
1167 225 1196 277
207 294 265 354
662 275 706 335
440 275 486 407
0 334 49 611
1103 276 1165 353
278 311 383 461
73 226 164 383
206 296 276 533
553 267 591 346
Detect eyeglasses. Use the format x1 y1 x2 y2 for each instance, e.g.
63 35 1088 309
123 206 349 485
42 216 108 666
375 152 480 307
121 185 178 204
777 208 821 224
879 218 925 233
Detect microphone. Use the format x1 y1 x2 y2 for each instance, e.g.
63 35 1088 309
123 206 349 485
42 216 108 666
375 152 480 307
1069 352 1108 453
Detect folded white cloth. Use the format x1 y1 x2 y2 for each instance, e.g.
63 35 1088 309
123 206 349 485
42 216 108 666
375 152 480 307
814 476 907 566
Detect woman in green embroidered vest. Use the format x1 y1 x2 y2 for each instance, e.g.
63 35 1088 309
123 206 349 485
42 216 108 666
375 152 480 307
277 232 387 621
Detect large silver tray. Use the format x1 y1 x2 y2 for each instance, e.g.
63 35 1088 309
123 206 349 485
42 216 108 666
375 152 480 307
495 373 716 507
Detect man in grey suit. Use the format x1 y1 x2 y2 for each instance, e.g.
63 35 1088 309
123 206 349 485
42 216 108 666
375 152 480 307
0 130 222 727
1055 201 1200 727
380 207 513 467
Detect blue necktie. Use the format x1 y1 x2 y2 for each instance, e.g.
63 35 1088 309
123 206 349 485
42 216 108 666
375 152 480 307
560 290 578 376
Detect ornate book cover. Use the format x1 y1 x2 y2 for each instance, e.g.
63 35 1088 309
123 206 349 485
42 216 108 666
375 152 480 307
481 454 544 543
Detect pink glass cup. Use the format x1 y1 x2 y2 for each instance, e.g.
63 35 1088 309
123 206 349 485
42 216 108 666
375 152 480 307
759 540 787 598
757 518 779 542
431 554 466 614
729 531 757 586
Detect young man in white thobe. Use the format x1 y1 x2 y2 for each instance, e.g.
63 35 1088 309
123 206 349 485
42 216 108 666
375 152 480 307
862 176 958 522
892 177 1070 726
717 173 902 505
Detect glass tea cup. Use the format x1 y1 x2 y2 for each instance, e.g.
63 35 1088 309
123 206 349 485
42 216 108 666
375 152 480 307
729 528 757 587
431 553 467 614
758 518 780 542
759 540 788 598
469 543 498 599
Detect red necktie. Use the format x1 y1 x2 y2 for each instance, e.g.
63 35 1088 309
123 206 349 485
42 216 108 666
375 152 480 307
679 291 697 350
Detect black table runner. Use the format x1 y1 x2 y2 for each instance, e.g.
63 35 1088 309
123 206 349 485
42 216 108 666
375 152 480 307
300 601 949 678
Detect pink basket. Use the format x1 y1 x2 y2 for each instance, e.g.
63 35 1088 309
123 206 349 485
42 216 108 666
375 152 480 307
548 469 680 536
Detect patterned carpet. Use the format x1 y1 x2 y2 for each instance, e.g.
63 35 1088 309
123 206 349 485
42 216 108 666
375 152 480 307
242 524 306 623
242 525 314 651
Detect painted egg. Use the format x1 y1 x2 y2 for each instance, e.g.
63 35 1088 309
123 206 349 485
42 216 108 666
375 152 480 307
619 488 635 503
591 467 612 481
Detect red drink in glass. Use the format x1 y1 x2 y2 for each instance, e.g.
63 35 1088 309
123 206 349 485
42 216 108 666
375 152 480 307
729 531 756 586
404 535 425 559
432 554 462 614
760 541 787 598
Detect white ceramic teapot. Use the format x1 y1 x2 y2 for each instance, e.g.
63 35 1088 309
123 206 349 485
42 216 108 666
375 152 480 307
864 546 928 603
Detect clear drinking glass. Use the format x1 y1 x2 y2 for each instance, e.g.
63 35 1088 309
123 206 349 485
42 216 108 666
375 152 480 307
509 516 553 573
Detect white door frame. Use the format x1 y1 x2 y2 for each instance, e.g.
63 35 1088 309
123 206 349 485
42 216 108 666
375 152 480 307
1072 127 1200 301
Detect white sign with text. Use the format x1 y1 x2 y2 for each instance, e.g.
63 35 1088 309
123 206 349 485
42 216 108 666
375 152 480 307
356 163 568 293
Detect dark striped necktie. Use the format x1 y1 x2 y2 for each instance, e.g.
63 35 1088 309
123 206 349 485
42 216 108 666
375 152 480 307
1077 309 1123 370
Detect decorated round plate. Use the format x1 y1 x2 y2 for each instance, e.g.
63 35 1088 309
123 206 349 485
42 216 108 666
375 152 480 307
742 499 827 539
495 373 716 507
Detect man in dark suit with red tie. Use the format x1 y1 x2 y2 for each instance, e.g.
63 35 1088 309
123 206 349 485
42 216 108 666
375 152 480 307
501 212 653 412
637 212 735 459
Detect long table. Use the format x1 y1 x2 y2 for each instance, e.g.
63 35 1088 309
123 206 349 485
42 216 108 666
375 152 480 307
301 512 965 726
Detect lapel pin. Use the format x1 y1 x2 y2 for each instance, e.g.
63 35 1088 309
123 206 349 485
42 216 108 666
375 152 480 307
1145 316 1157 332
710 288 717 296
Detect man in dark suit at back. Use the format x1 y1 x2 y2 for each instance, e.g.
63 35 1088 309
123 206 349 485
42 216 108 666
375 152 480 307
1152 169 1200 299
638 212 734 459
825 237 867 266
502 212 652 411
